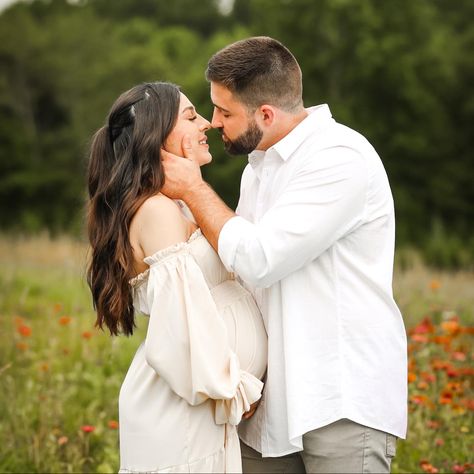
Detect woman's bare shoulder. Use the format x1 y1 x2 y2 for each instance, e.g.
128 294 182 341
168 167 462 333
131 194 189 258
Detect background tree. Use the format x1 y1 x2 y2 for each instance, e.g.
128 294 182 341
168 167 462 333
0 0 472 267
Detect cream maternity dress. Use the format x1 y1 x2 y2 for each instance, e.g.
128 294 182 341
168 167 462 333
119 226 268 473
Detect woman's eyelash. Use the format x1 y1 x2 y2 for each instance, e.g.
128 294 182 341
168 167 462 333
189 116 197 121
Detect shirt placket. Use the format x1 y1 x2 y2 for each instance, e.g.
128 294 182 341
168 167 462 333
254 152 276 222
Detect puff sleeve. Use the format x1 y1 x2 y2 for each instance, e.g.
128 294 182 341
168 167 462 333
143 248 263 426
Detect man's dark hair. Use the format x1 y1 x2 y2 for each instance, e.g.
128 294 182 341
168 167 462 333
206 36 303 113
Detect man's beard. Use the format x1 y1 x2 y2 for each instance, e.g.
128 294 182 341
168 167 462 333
220 120 263 155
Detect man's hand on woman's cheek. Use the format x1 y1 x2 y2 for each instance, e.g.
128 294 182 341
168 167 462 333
161 134 204 199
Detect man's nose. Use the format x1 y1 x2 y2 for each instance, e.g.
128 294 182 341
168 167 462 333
211 110 223 129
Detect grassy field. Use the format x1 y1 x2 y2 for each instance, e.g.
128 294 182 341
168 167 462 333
0 235 472 473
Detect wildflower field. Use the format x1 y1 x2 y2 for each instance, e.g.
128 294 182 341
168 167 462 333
0 236 472 473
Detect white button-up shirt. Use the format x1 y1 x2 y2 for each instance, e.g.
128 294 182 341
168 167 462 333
218 104 408 457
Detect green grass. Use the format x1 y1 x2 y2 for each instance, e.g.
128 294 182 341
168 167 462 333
0 235 472 473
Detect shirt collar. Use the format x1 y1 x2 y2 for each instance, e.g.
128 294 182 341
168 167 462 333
248 104 333 172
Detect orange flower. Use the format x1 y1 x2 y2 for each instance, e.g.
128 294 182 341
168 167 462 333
434 438 444 446
420 460 439 473
445 381 463 394
411 334 429 343
59 316 71 326
16 342 28 351
58 436 68 446
432 335 451 347
39 362 49 372
410 394 433 407
429 279 441 291
17 324 32 337
439 392 453 405
408 372 417 383
431 359 451 371
82 331 93 340
417 381 429 390
108 420 119 429
441 320 460 336
81 425 95 433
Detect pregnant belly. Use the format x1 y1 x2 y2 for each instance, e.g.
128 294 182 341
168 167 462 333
210 280 267 380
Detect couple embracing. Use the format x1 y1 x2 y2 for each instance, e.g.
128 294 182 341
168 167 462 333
87 36 407 474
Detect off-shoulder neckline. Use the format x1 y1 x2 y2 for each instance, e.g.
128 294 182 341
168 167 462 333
129 228 203 287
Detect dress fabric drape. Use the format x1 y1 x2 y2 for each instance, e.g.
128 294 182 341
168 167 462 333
119 229 267 473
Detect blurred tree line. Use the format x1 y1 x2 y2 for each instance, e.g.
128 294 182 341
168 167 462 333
0 0 472 267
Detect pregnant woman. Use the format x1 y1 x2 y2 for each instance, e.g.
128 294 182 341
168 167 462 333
86 81 267 473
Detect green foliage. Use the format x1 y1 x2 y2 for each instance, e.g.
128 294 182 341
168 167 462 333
0 0 472 267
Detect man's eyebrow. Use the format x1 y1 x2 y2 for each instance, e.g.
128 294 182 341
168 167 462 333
181 105 196 114
212 103 231 114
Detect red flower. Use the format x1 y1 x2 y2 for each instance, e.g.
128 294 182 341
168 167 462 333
59 316 71 326
81 425 95 433
439 392 453 405
17 324 32 337
411 317 435 335
108 420 119 429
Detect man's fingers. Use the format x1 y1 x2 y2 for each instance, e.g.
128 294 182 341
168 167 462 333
160 149 172 161
181 134 194 160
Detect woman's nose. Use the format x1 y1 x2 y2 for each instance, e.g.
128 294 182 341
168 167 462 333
199 117 211 132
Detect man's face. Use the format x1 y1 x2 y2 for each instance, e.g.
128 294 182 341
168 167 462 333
210 82 263 155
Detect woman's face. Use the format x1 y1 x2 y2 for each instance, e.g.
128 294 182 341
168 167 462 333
164 93 212 166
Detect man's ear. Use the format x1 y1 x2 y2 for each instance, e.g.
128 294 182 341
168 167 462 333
256 104 276 127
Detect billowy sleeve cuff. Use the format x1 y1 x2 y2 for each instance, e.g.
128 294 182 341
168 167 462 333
214 370 264 426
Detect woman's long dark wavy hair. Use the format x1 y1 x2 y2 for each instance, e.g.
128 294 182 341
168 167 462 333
87 82 181 336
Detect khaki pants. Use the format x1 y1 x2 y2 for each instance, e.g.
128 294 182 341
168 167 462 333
241 419 397 473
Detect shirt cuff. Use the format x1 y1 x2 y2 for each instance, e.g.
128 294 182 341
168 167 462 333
218 216 249 273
